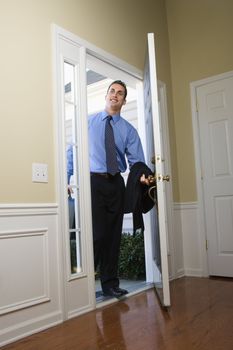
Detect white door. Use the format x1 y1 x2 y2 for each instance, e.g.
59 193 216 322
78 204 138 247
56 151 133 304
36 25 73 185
143 33 171 306
197 75 233 277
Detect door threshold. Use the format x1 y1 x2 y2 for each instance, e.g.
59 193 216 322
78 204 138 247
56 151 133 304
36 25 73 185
95 280 154 307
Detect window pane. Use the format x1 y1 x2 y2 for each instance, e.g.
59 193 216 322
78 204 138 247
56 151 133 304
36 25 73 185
64 60 82 275
68 194 75 229
68 189 80 229
64 62 75 103
70 230 82 274
65 102 75 121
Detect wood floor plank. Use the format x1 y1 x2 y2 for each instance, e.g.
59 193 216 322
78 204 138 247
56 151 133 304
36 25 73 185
2 277 233 350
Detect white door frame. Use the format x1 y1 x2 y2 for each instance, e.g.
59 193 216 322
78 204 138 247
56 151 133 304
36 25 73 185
190 70 233 277
53 24 175 313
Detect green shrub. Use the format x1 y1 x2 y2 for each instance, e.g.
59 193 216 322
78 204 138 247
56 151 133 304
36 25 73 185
118 231 146 280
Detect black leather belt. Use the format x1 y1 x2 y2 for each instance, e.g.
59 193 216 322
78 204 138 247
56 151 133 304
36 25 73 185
91 172 120 179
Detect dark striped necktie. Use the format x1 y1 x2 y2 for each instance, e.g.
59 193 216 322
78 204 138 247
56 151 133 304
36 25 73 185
105 116 119 175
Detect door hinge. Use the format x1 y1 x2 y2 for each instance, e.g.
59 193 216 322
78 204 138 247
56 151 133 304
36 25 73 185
206 239 208 250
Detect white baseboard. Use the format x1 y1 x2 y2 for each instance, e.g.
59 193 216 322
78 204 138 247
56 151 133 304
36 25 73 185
0 311 63 347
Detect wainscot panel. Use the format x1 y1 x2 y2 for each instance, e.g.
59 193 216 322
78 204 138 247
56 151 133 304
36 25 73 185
173 202 205 278
0 204 63 347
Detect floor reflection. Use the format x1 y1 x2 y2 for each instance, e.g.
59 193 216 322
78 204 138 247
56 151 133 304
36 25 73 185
96 301 130 349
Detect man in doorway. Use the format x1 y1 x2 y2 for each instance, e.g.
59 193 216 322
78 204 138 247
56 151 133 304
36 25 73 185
89 80 149 297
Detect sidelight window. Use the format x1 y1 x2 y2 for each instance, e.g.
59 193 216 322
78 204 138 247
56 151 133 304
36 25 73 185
64 61 82 274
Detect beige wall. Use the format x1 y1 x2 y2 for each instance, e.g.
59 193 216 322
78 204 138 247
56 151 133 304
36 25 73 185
2 1 232 205
0 0 174 203
166 0 233 202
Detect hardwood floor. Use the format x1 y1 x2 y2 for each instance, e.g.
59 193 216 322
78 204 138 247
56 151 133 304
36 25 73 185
2 277 233 350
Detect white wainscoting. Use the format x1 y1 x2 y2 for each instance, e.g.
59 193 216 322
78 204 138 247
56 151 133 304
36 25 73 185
123 202 206 279
0 201 207 346
0 228 50 315
0 204 63 347
173 202 206 278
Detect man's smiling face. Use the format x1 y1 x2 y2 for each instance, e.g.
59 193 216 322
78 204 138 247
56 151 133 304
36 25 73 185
105 83 126 113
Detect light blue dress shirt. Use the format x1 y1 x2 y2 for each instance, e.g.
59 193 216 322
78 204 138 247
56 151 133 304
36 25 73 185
66 145 73 183
88 110 145 173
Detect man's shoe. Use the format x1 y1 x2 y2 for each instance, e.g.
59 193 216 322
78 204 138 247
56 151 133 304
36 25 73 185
103 286 128 298
116 287 128 295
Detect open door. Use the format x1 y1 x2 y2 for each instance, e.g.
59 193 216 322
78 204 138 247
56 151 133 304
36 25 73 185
143 33 171 307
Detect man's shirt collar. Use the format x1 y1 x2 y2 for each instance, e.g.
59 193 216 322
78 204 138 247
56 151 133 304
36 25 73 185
102 110 120 124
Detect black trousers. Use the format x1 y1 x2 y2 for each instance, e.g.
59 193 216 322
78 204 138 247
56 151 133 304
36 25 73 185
90 173 125 291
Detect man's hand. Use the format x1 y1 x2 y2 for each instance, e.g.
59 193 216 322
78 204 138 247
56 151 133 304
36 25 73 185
68 185 73 196
140 174 150 186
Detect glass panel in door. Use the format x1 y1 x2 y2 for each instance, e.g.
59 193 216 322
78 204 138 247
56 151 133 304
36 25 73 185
64 61 82 275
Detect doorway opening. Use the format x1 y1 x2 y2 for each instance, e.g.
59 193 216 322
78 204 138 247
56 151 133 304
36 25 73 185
85 68 152 302
56 26 173 313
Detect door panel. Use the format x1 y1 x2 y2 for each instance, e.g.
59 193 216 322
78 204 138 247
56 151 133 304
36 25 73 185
143 33 171 306
197 76 233 276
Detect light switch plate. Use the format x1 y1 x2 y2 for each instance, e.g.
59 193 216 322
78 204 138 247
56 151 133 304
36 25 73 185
32 163 48 183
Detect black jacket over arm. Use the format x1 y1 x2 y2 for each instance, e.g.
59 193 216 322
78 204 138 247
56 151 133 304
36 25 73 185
124 162 155 233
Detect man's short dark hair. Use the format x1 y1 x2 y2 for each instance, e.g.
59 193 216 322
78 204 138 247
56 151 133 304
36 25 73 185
107 80 127 99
